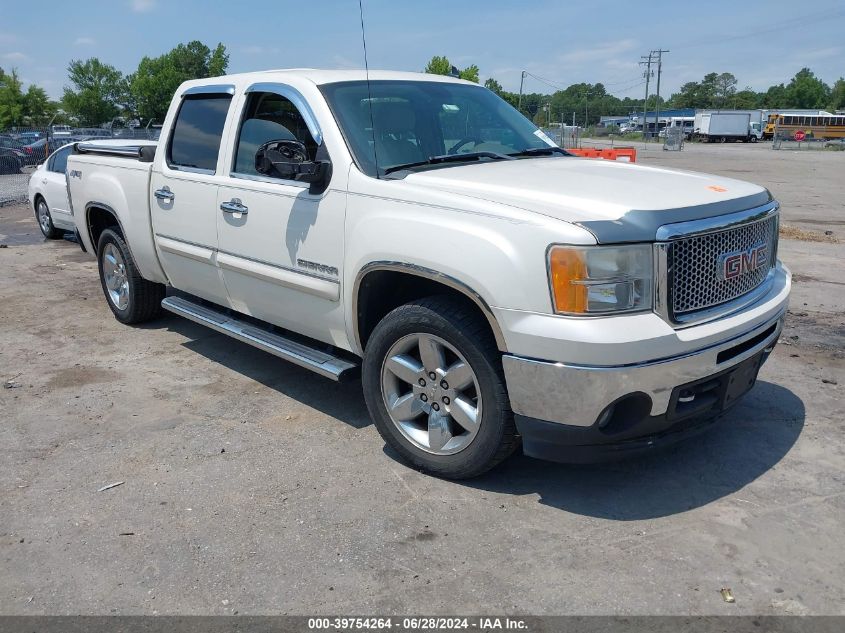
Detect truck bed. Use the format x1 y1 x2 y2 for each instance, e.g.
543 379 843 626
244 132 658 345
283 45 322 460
67 141 168 284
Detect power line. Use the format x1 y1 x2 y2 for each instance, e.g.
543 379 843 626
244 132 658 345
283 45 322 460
668 7 844 50
522 70 642 94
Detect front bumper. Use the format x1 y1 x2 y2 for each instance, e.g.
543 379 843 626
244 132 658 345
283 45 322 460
502 309 784 462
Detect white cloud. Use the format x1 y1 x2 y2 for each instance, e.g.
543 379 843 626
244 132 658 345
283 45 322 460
558 39 639 65
1 51 29 61
131 0 156 12
241 44 281 56
331 54 360 70
799 46 842 61
74 37 96 46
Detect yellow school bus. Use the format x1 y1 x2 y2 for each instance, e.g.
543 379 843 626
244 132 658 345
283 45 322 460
763 113 845 140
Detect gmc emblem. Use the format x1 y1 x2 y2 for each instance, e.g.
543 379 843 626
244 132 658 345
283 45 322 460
717 242 768 281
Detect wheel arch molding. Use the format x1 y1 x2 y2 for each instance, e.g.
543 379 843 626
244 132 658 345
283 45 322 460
352 261 508 355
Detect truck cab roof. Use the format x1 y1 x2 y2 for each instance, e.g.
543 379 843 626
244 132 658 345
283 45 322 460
179 68 477 90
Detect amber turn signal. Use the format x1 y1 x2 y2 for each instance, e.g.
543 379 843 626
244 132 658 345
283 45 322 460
548 247 588 314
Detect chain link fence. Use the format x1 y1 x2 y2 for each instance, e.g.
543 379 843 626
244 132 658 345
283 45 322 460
540 126 582 149
770 121 844 151
771 131 841 151
0 125 161 206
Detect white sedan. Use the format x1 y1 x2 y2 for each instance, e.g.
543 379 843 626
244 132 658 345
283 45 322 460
28 142 77 239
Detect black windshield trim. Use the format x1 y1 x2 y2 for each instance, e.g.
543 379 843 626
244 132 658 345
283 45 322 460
507 146 570 157
382 151 512 177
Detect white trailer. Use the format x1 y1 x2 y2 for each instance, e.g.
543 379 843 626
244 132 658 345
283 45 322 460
695 112 753 143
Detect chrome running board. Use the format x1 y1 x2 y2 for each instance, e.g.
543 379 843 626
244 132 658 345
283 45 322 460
161 296 359 381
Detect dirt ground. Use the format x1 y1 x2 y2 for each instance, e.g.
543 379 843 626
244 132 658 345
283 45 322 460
1 143 843 616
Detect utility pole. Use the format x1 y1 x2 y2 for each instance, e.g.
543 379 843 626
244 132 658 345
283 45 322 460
653 49 669 141
640 52 655 141
584 92 589 127
518 70 527 114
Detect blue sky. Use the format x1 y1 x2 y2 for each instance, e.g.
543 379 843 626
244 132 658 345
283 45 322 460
1 0 843 100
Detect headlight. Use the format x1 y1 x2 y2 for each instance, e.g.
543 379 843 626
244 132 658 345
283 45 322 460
547 244 653 315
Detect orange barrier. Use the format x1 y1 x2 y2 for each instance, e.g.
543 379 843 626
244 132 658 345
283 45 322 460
566 147 637 163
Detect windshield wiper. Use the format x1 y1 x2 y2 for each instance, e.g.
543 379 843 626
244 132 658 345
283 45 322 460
382 151 512 176
507 146 569 157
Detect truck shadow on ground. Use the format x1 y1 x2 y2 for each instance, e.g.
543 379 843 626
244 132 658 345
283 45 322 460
154 315 373 429
149 314 804 520
464 380 805 520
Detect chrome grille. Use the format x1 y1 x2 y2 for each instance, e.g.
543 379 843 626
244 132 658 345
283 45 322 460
669 212 778 317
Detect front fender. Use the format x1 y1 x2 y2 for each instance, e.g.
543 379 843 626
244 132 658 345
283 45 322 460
343 180 595 355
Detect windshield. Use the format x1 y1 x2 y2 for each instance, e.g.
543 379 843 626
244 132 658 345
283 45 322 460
320 80 557 177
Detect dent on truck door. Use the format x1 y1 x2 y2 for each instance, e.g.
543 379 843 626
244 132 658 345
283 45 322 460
150 92 232 307
214 87 345 347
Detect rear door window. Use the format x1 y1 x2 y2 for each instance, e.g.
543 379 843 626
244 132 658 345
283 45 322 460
167 94 232 172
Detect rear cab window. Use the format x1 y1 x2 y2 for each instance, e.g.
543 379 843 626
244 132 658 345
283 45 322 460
167 94 232 173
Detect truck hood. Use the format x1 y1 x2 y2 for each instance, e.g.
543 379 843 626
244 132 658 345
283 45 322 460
402 157 772 243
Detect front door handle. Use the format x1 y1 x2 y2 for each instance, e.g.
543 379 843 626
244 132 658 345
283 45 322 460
220 199 248 215
154 186 175 201
42 179 48 185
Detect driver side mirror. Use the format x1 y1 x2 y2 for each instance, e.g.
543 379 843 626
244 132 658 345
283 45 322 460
255 139 331 193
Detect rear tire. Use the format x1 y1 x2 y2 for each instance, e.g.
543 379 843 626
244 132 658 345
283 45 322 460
35 198 64 239
97 228 165 324
362 295 518 479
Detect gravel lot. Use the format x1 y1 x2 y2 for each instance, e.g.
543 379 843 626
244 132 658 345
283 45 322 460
1 143 843 616
0 170 32 207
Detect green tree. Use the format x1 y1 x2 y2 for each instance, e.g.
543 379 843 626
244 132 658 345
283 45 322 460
459 64 479 83
129 41 229 122
484 77 503 95
423 56 452 76
713 72 738 107
423 55 478 82
784 68 830 108
62 58 127 126
760 83 787 108
669 81 705 109
830 78 845 112
0 67 26 127
22 85 54 125
732 87 761 109
0 67 57 127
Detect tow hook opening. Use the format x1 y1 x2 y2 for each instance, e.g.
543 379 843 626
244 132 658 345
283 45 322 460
597 392 653 435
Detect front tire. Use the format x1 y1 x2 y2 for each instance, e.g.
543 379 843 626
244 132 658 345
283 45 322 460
97 228 165 324
35 198 64 239
362 296 518 479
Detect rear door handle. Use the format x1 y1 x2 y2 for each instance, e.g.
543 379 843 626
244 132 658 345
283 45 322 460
220 199 248 215
154 186 174 201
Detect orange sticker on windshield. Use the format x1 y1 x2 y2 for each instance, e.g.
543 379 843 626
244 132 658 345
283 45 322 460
707 185 728 192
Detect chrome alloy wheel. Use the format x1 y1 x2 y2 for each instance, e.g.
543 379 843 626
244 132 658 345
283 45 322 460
37 201 51 235
380 333 482 455
102 243 130 310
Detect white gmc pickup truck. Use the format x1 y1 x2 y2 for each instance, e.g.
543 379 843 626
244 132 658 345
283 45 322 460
66 69 790 478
